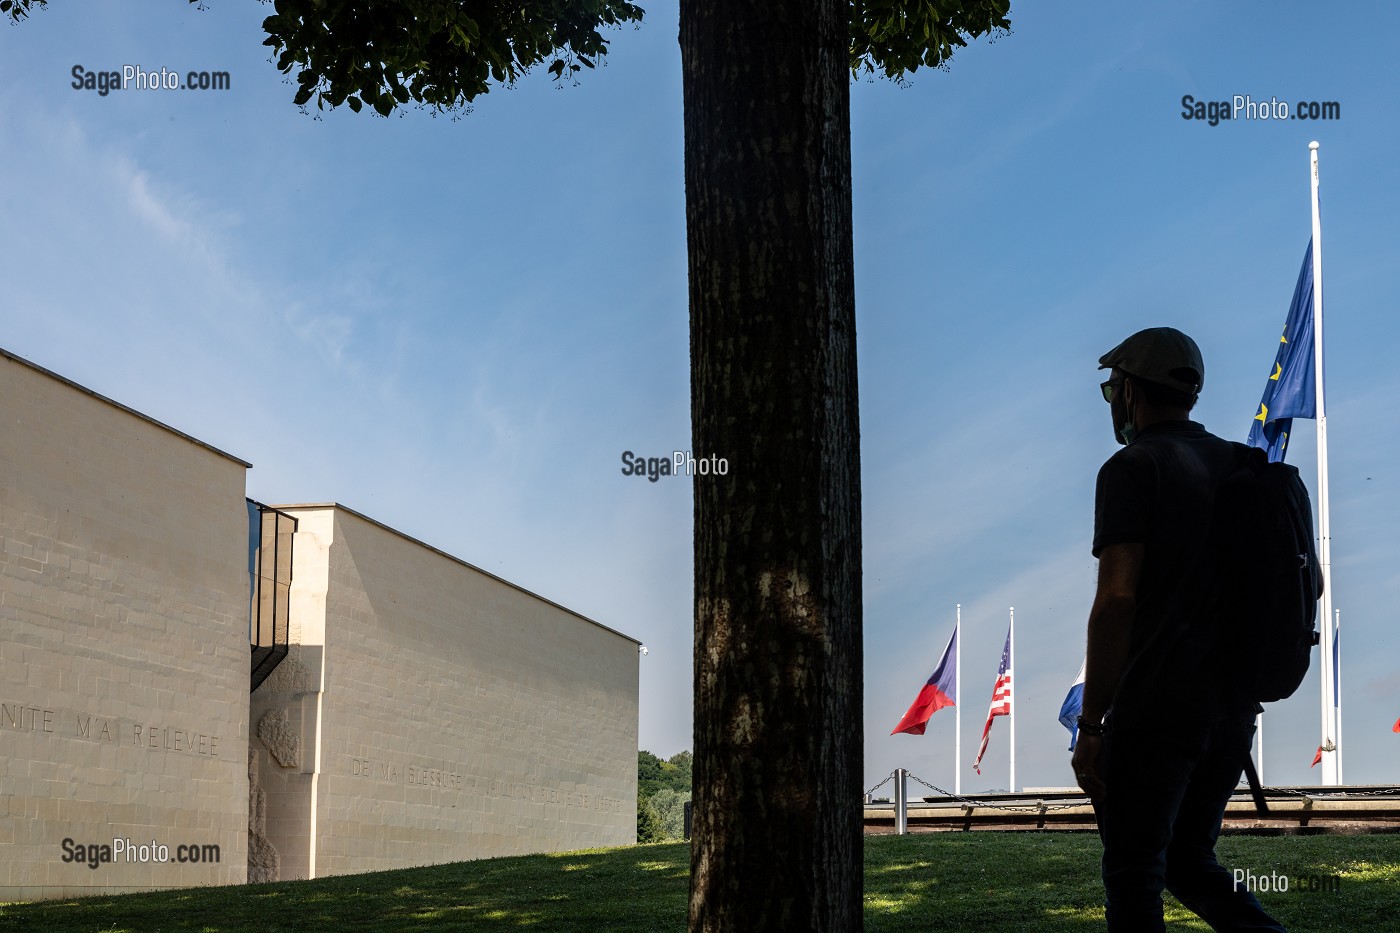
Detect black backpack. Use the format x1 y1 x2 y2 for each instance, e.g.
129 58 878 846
1211 442 1322 705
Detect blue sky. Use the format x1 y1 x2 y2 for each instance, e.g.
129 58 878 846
2 1 1398 795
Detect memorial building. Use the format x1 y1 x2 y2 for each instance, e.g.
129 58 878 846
0 348 639 901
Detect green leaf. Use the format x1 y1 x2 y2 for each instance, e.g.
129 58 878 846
251 0 645 113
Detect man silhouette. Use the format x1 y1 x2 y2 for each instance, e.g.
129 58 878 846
1073 327 1287 933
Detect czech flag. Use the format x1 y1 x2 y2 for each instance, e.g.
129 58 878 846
890 625 957 736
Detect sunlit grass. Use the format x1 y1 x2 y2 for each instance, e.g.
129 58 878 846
2 834 1397 932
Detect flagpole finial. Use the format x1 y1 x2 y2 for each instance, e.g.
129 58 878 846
1309 140 1320 150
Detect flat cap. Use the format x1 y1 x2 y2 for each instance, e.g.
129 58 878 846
1098 327 1204 395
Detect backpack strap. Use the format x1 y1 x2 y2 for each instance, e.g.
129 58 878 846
1239 718 1269 815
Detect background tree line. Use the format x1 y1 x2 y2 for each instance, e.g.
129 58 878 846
637 750 692 843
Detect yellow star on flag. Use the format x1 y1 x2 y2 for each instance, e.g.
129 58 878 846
1270 362 1282 381
1255 402 1268 423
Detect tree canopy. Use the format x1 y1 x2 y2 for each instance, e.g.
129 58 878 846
6 0 1009 112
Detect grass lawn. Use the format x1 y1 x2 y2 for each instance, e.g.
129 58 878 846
3 833 1397 932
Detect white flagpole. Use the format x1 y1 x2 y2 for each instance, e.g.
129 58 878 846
1335 608 1343 784
1008 606 1016 794
955 603 962 796
1256 712 1265 787
1310 140 1338 786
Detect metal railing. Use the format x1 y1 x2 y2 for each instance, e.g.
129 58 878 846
863 770 1400 834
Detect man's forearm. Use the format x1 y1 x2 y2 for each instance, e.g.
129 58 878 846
1081 592 1136 723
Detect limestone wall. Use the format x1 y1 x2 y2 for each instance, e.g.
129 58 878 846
0 350 251 900
1 347 640 899
251 505 639 879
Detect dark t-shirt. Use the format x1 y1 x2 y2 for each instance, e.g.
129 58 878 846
1093 420 1241 720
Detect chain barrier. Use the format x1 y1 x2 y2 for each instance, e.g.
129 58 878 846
866 771 1400 810
863 772 895 799
900 772 1087 812
1263 785 1400 800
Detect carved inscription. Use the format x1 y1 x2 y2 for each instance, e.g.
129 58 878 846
351 758 463 790
347 755 622 812
1 704 59 734
1 701 222 757
480 778 624 813
132 723 220 756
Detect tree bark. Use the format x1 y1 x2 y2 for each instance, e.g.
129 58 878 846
681 2 862 931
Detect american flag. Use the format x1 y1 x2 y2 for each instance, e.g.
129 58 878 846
972 627 1012 775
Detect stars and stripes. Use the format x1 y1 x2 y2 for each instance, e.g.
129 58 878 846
972 626 1012 775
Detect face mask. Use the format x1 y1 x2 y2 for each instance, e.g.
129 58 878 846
1110 387 1136 445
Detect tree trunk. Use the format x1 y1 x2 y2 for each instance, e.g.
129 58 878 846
680 2 863 931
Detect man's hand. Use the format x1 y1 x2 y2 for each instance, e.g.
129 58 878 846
1072 733 1105 799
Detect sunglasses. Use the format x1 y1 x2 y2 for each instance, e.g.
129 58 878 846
1100 379 1122 403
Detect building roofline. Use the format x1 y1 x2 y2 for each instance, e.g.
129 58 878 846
1 346 252 469
270 502 643 647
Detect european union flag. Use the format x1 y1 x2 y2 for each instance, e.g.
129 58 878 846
1246 240 1318 462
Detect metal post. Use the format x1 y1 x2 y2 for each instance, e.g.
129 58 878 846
1309 140 1338 786
1256 711 1265 788
1008 607 1016 795
1334 608 1343 785
894 768 908 835
954 604 961 796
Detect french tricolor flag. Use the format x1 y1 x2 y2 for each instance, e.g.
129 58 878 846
1058 660 1086 751
890 625 957 736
